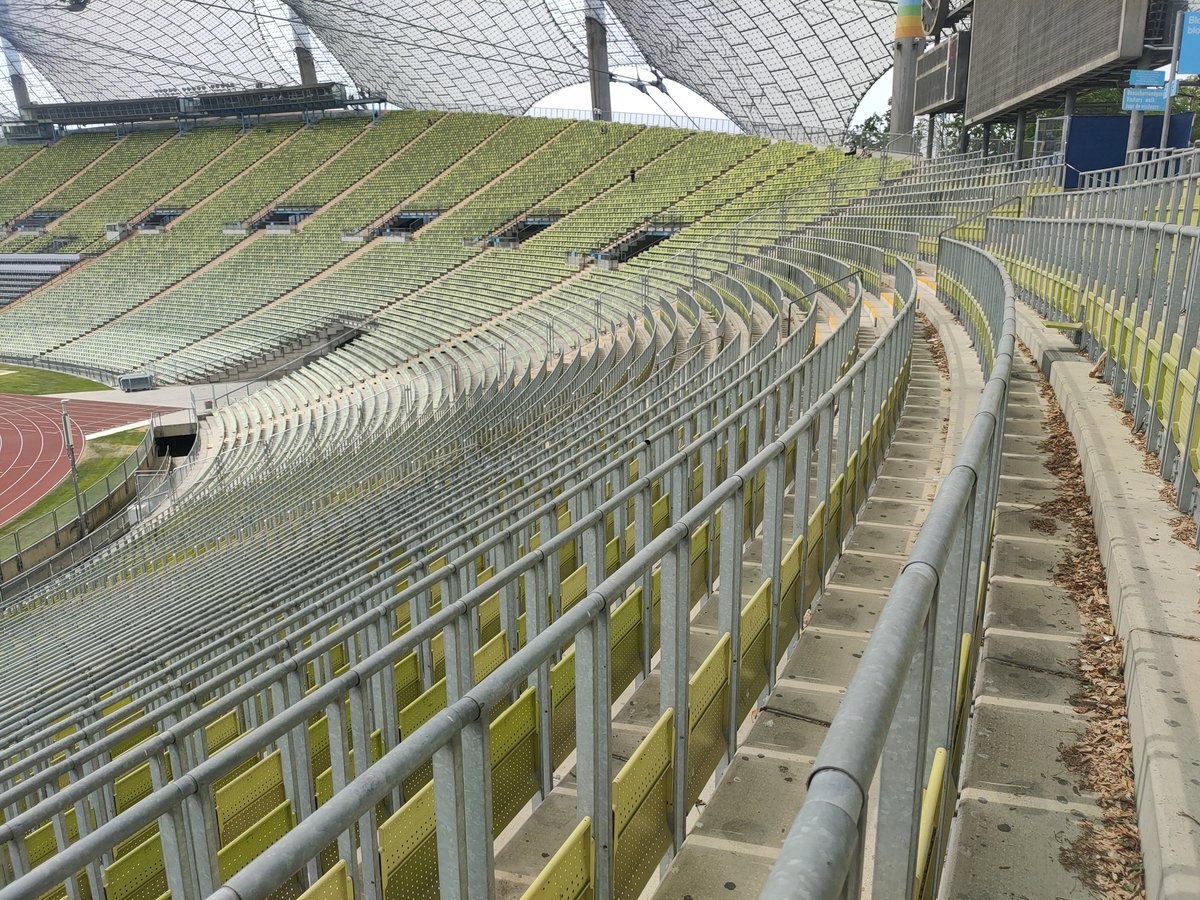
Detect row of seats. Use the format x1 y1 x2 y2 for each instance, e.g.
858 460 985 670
0 120 360 358
0 144 940 900
3 120 1089 900
143 122 747 386
176 131 867 438
15 127 241 254
0 230 844 900
0 131 115 223
7 129 173 253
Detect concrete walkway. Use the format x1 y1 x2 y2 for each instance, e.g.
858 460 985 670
939 340 1106 900
1008 306 1200 900
649 276 983 898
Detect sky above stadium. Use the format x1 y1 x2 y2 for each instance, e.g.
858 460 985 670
530 66 893 127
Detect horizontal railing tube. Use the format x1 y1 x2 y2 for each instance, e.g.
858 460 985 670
762 238 1016 898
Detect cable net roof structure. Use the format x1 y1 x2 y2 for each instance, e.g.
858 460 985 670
606 0 896 140
287 0 588 114
0 0 296 99
0 0 898 140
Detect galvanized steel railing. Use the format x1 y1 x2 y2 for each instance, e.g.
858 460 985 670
1073 146 1200 191
1031 166 1200 224
0 237 885 900
204 259 916 900
0 245 797 772
762 238 1015 900
986 214 1200 523
0 144 1036 897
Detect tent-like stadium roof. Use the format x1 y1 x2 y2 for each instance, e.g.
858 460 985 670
0 0 898 140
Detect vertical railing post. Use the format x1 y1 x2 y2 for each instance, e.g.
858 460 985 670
873 585 936 900
763 450 787 689
718 485 744 753
575 606 613 897
349 681 384 900
659 531 690 855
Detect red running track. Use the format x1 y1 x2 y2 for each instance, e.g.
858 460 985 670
0 393 175 527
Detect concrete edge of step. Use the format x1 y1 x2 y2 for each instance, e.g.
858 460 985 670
1014 302 1200 900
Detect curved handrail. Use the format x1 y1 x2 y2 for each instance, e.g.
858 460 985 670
0 240 900 900
761 238 1016 899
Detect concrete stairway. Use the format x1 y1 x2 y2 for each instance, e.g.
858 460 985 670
938 348 1106 900
648 277 983 898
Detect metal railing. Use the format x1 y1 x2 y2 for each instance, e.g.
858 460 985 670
1031 163 1200 224
0 141 1051 900
0 235 882 900
0 229 782 844
528 106 744 135
0 421 157 592
763 238 1015 899
0 148 1032 801
208 257 917 900
986 214 1200 524
0 355 121 388
1080 146 1200 189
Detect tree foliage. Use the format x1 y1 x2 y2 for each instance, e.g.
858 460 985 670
845 75 1200 157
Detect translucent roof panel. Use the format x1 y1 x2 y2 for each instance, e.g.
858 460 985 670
605 0 897 140
286 0 590 114
0 0 896 137
0 0 298 101
544 1 648 71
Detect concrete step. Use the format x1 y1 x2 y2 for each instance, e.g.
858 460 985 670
940 339 1106 900
651 289 980 900
942 795 1100 900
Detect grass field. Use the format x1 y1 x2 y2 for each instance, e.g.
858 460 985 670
0 365 107 395
0 427 147 556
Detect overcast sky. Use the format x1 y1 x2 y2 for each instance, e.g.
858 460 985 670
529 65 895 130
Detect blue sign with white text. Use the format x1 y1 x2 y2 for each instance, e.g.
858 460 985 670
1130 69 1166 86
1123 88 1168 112
1181 11 1200 76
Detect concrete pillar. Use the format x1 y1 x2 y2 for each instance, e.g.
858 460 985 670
286 7 319 87
294 47 318 88
888 3 926 153
1 37 30 110
1062 89 1077 155
1014 109 1026 161
9 73 29 111
585 0 612 122
1161 9 1184 150
981 122 992 157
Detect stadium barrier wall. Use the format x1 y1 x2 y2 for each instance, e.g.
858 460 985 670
0 356 121 389
0 423 158 597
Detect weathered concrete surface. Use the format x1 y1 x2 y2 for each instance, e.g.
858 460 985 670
938 311 1106 900
652 285 983 899
1014 304 1200 900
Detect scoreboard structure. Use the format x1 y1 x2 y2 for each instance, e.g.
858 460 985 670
916 31 971 116
962 0 1155 124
